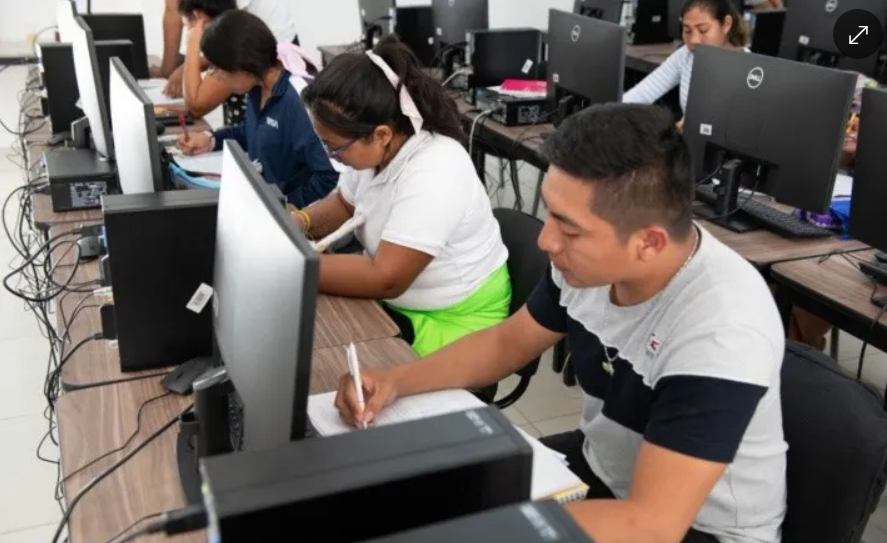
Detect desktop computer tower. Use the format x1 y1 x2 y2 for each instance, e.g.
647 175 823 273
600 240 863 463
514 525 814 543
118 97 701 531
36 40 135 137
102 190 218 372
200 407 533 543
44 149 118 211
363 501 596 543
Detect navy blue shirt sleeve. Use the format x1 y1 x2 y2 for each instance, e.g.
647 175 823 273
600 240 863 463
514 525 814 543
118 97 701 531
284 134 339 208
526 268 568 334
645 375 767 463
213 124 247 151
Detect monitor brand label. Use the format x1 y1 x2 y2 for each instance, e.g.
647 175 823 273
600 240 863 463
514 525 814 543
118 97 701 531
571 25 582 43
747 67 764 89
520 504 560 542
826 0 838 13
700 123 713 136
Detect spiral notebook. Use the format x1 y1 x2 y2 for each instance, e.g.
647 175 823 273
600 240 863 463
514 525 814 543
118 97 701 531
307 389 589 503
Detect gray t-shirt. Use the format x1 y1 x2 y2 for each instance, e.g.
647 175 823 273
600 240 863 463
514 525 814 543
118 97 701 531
527 225 787 543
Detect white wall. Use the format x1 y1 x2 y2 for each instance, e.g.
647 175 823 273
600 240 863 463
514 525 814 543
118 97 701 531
0 0 574 147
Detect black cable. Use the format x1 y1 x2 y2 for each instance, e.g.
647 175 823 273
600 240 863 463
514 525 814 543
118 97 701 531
45 333 103 411
4 241 83 303
102 512 163 543
61 392 173 484
50 403 194 543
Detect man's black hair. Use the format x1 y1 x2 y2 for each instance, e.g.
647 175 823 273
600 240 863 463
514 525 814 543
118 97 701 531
178 0 237 18
541 103 695 241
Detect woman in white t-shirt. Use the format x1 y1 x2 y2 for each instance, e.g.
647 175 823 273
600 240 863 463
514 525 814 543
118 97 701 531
294 38 511 356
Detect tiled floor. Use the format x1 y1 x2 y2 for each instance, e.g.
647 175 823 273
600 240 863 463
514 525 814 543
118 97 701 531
1 154 887 541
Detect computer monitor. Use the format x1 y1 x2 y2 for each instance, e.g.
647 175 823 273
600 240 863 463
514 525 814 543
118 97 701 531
848 87 887 286
573 0 623 24
432 0 489 76
667 0 685 40
213 141 319 452
633 0 672 44
109 57 164 194
70 16 114 159
746 8 786 57
778 0 887 76
359 0 396 50
82 13 150 79
56 0 78 44
467 29 546 88
394 6 437 67
548 9 626 125
684 46 855 231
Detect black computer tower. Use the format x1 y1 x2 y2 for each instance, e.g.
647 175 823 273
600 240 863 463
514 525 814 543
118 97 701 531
102 190 218 372
37 40 135 136
633 0 672 44
201 407 533 543
394 6 436 67
44 149 118 211
364 501 596 543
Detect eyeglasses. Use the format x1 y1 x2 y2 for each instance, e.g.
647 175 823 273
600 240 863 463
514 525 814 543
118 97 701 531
322 139 356 160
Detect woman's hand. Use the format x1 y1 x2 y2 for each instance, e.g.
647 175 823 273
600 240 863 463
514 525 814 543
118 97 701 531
176 131 214 156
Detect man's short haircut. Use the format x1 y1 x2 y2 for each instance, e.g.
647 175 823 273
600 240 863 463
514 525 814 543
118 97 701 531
541 103 695 241
178 0 237 18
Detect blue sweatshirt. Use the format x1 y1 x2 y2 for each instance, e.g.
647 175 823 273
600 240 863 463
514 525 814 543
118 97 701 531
212 70 338 207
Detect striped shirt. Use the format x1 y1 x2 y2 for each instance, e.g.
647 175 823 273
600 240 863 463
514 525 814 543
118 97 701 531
623 45 694 113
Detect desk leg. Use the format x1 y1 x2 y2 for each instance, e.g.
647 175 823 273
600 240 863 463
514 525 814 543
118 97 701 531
531 169 545 216
472 149 487 186
774 285 793 335
509 159 523 211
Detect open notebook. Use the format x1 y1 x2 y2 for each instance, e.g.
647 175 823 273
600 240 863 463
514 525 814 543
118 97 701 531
307 389 589 504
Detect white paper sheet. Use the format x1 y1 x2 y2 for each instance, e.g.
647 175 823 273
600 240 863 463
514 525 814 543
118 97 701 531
833 173 853 199
173 151 223 175
143 85 186 107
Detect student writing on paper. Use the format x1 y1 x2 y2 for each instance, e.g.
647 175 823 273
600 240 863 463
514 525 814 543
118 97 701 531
335 105 787 543
293 37 512 357
623 0 749 116
175 11 337 208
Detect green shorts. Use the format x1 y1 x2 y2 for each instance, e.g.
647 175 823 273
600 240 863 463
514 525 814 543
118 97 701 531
386 264 512 356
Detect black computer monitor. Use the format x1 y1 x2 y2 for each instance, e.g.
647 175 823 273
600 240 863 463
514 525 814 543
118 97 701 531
573 0 623 24
633 0 672 44
213 141 319 452
667 0 685 40
70 16 114 159
394 6 436 66
684 46 855 232
109 57 165 194
432 0 489 76
778 0 887 76
746 8 786 57
849 87 887 286
547 9 626 125
359 0 396 50
82 13 150 79
467 29 546 88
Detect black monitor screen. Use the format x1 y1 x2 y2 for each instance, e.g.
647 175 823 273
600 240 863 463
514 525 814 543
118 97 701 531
468 29 545 87
432 0 489 45
849 87 887 252
82 14 150 79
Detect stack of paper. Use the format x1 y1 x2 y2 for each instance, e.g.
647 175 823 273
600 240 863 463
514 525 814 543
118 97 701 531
307 389 589 503
173 151 223 176
143 85 186 107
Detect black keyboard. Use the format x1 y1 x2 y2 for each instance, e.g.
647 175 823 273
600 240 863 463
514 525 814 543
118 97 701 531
695 186 833 238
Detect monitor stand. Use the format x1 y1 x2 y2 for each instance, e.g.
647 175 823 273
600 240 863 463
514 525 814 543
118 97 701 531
797 46 841 69
552 90 587 127
363 24 382 51
440 46 465 82
692 158 759 233
860 259 887 290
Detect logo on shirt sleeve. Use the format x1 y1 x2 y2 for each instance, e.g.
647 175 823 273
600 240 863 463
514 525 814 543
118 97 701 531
266 117 279 129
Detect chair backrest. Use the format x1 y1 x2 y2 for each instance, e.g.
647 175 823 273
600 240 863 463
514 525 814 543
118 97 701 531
781 341 887 543
493 208 549 315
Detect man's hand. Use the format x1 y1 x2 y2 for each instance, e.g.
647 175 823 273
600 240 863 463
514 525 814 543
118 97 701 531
164 65 185 98
149 65 164 78
176 131 214 156
335 367 400 426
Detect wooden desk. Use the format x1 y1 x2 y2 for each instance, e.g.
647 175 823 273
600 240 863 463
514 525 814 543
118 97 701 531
56 337 417 543
700 221 868 274
625 42 680 74
56 260 399 389
772 250 887 355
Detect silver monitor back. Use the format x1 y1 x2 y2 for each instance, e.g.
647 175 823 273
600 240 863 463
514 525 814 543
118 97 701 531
70 16 114 159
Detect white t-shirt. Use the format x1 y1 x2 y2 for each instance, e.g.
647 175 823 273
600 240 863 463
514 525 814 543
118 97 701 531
236 0 297 43
528 225 787 543
338 131 509 311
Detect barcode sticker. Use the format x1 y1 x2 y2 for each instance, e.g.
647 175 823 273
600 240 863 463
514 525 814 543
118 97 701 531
652 15 662 23
700 123 713 136
427 37 434 45
553 73 560 84
187 283 214 314
522 59 534 74
799 35 810 45
436 27 442 36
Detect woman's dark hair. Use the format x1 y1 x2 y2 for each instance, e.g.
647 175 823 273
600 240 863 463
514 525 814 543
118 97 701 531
178 0 237 18
201 10 278 78
301 36 464 142
682 0 750 47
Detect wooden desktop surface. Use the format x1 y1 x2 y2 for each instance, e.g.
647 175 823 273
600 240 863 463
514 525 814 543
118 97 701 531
28 119 211 230
55 260 399 389
772 250 887 341
56 337 417 543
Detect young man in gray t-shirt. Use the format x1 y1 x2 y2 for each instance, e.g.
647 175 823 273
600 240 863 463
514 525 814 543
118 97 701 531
334 103 787 543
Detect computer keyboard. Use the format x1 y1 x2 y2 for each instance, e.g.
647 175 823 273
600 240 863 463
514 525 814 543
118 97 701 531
695 186 833 238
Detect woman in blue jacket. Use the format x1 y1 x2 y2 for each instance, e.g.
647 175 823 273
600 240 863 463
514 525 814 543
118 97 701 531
176 10 338 207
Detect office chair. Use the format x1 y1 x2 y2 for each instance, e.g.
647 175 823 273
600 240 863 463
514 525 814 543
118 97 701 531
476 208 551 409
780 341 887 543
